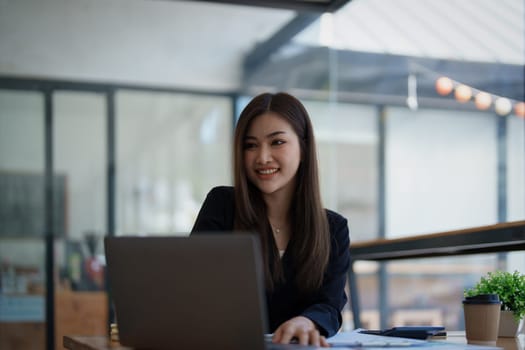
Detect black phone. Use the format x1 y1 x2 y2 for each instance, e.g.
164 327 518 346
360 326 446 339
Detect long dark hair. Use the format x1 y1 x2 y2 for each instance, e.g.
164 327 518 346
233 92 330 293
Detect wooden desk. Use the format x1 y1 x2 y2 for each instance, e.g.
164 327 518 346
443 332 525 350
348 220 525 328
63 333 525 350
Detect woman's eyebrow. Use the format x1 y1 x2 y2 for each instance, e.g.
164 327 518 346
266 131 286 138
244 130 287 140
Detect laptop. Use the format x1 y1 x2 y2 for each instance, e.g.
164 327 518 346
105 234 313 350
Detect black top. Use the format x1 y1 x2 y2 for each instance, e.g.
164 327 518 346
191 186 351 337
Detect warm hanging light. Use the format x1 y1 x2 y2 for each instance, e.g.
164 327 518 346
455 84 472 103
433 72 523 119
474 92 492 110
495 97 512 116
435 76 453 96
515 102 525 118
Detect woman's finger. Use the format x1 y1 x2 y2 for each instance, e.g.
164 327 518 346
320 335 330 348
297 330 309 345
309 329 321 347
278 327 296 344
271 328 282 343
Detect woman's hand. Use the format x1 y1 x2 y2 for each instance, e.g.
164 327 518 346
272 316 330 347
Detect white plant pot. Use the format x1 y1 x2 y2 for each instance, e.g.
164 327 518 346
498 310 523 337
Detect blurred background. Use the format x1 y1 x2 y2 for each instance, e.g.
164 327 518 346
0 0 524 349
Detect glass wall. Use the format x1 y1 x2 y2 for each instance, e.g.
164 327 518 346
0 86 236 349
386 108 498 235
116 90 233 235
282 0 525 331
507 116 525 222
0 90 46 349
306 101 379 241
379 107 505 329
506 111 525 274
53 92 106 244
53 91 108 349
356 254 499 330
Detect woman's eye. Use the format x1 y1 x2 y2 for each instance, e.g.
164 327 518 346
272 139 286 146
244 142 257 149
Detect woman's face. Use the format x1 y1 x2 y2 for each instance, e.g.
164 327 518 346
243 112 302 198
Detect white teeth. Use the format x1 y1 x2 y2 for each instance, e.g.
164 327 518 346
258 168 278 175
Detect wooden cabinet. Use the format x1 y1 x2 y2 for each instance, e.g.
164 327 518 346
0 322 45 350
0 291 108 350
55 291 108 350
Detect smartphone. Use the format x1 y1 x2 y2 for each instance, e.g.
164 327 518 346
360 326 446 339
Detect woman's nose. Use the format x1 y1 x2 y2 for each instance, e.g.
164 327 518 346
256 144 272 163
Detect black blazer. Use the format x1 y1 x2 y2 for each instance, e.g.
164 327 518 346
191 186 351 337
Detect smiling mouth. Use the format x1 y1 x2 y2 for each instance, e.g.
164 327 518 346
257 168 279 175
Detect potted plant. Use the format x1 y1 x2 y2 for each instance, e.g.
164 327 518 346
464 270 525 337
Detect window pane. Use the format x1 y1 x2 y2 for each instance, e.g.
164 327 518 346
0 90 46 349
386 107 498 236
116 90 232 235
506 116 525 274
307 101 379 241
507 116 525 222
53 91 108 347
54 91 107 242
385 255 498 330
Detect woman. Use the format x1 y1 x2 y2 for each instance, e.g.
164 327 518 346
192 92 350 347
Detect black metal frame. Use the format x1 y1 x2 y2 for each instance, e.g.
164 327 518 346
44 89 55 350
185 0 352 13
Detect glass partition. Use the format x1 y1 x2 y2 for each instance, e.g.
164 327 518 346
506 111 525 274
507 116 525 222
250 0 525 331
116 90 233 235
0 90 46 350
355 254 499 330
53 91 108 349
306 101 379 241
385 107 498 236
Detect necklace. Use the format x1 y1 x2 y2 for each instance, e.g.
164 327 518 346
270 225 281 235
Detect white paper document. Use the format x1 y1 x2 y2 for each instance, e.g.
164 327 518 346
328 329 426 348
327 329 502 349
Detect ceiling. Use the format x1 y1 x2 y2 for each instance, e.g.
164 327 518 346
237 0 524 103
0 0 522 97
